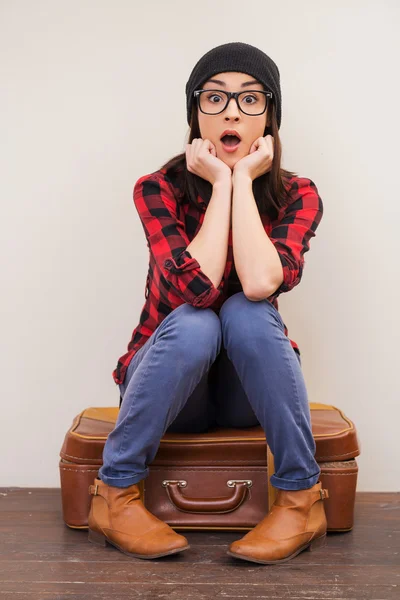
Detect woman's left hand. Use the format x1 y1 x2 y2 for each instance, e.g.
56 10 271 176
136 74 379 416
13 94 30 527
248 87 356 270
232 135 274 181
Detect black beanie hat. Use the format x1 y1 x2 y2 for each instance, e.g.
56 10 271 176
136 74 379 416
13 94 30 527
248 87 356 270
185 42 282 129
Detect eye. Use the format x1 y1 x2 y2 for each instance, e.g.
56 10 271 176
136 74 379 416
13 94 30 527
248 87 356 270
207 93 223 103
243 94 257 104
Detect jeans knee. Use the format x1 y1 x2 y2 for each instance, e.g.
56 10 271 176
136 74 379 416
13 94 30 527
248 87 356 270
172 304 222 362
219 291 247 319
220 292 284 342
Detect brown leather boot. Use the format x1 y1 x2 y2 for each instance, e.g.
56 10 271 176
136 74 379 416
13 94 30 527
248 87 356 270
88 477 190 559
227 480 329 564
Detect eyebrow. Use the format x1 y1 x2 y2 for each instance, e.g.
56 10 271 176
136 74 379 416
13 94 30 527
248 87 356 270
204 78 261 88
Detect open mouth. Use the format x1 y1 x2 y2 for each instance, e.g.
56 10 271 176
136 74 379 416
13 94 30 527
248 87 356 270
220 134 241 152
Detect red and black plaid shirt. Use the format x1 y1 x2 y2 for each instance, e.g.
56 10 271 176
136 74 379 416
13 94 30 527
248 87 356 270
113 168 323 385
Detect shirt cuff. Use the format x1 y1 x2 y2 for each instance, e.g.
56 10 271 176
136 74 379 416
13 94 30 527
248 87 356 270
163 249 200 273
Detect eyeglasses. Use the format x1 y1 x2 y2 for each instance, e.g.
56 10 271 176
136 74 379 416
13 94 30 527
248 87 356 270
194 89 273 116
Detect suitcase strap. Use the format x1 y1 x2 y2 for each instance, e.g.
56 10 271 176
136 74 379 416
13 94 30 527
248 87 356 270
89 484 100 496
277 488 329 503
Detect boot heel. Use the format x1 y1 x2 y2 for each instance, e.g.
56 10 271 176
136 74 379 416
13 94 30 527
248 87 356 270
88 529 107 547
307 533 327 552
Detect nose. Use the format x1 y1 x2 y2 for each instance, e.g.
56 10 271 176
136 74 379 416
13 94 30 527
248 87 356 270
224 97 241 120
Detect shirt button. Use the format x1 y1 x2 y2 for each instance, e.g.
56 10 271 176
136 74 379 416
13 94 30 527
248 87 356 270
164 259 173 267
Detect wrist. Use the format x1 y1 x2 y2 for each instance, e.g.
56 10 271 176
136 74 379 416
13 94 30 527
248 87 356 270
232 170 253 186
213 176 233 191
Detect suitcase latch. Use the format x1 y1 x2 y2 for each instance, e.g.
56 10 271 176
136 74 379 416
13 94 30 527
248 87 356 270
227 480 253 488
162 480 187 488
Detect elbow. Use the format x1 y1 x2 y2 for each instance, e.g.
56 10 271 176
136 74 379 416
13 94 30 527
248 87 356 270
243 287 262 302
243 281 277 302
242 259 285 302
243 272 284 302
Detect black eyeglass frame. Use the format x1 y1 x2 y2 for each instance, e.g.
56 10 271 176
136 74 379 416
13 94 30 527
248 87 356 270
193 89 273 116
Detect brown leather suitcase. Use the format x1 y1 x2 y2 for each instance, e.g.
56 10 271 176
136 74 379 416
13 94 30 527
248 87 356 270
59 402 360 532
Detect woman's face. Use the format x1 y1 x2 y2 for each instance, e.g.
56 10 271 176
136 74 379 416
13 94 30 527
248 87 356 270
197 71 269 169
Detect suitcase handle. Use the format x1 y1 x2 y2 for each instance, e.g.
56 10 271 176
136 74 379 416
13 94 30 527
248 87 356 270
161 479 252 514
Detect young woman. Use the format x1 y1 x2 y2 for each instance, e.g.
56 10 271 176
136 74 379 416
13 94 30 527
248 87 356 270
88 42 328 564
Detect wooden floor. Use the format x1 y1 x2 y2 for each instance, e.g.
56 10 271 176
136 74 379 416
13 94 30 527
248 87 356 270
0 489 399 600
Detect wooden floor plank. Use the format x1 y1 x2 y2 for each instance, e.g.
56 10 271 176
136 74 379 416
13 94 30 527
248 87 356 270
0 489 399 600
0 582 399 599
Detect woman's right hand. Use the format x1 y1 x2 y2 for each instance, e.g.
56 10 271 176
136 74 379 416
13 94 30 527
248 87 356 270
185 138 232 186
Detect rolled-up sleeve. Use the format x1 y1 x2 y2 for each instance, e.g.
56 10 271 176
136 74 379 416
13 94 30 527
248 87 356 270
269 177 323 296
133 173 223 308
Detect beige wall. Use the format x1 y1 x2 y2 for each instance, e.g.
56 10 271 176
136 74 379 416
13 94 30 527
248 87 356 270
1 0 399 490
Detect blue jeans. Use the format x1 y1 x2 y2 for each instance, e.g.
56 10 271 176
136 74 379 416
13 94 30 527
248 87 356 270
99 292 321 491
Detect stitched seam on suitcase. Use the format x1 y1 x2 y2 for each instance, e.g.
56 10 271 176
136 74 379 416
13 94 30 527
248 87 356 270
150 461 266 465
61 453 267 462
60 468 100 472
150 468 263 471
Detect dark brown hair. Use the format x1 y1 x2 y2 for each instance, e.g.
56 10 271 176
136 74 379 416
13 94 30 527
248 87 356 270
159 93 298 221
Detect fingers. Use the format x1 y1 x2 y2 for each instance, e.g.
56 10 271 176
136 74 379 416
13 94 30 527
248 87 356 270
249 141 257 154
185 138 218 178
187 138 216 158
202 139 218 157
249 136 267 154
264 134 274 148
186 139 202 170
186 139 202 165
252 135 274 154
